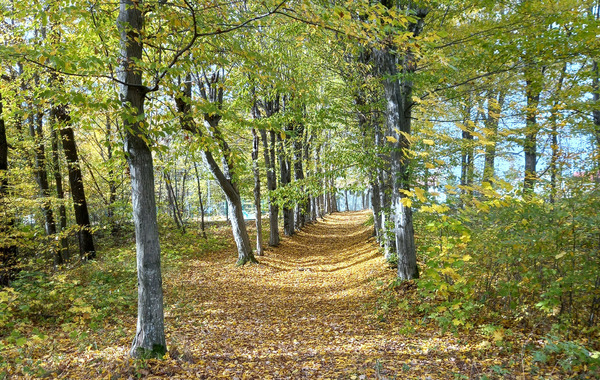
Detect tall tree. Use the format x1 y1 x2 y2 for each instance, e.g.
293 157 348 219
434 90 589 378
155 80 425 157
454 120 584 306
176 71 258 265
251 100 264 255
523 65 544 194
30 107 62 265
374 0 428 280
54 106 96 260
259 97 281 246
117 0 166 358
482 89 506 184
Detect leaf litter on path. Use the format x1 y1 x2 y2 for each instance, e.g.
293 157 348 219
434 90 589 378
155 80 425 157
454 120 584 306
3 211 553 379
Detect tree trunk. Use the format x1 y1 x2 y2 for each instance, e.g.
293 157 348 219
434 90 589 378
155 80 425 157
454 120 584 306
370 179 382 239
293 122 306 229
374 4 427 280
523 68 543 194
549 63 567 203
258 96 281 246
55 107 96 260
118 0 166 358
177 73 257 265
260 128 280 246
251 126 263 255
593 60 600 168
164 171 185 232
314 144 323 219
205 149 256 265
30 110 61 265
459 105 474 207
193 162 207 239
0 92 17 285
105 117 119 236
482 90 506 183
278 130 294 236
49 126 69 260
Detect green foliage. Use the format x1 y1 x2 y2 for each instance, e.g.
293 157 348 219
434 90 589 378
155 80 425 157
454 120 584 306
530 335 600 375
414 186 600 338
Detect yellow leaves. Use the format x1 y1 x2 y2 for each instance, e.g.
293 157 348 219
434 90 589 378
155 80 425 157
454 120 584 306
422 139 434 146
413 187 426 202
386 135 398 143
419 204 449 214
555 251 567 260
492 329 504 342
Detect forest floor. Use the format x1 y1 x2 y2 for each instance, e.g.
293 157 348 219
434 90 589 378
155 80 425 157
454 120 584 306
1 211 585 379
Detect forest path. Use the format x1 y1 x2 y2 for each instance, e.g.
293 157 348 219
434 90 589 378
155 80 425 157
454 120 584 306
158 210 467 379
42 211 472 379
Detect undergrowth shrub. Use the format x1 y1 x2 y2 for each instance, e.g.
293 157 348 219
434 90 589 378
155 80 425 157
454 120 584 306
415 186 600 338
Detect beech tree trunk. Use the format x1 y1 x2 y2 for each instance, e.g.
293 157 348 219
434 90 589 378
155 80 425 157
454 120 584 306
278 129 294 236
482 90 505 184
30 111 61 265
164 171 185 232
177 72 257 265
260 128 280 246
523 68 543 194
293 122 306 229
49 127 69 259
251 126 263 255
259 97 280 246
55 107 96 260
374 2 427 280
370 179 382 240
193 162 207 239
105 117 119 236
118 0 166 358
459 104 474 207
549 63 567 203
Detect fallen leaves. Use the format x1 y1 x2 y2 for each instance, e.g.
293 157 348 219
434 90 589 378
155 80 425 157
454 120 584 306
1 211 595 378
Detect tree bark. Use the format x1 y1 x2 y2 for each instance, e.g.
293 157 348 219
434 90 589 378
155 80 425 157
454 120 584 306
251 125 263 255
370 179 382 240
260 128 280 246
523 67 543 194
593 60 600 167
459 104 475 207
193 162 207 239
105 116 119 236
118 0 166 358
30 110 61 265
55 107 96 260
177 72 257 265
374 3 427 280
49 126 69 260
482 90 505 183
549 63 567 203
278 127 294 236
293 122 306 229
164 171 185 232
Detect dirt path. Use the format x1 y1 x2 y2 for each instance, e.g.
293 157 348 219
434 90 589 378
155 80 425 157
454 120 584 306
156 211 467 379
44 211 476 379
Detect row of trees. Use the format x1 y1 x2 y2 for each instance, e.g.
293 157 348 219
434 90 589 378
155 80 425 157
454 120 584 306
1 0 599 357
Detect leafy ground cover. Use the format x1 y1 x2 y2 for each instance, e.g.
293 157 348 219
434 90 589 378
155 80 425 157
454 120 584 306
1 211 598 379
